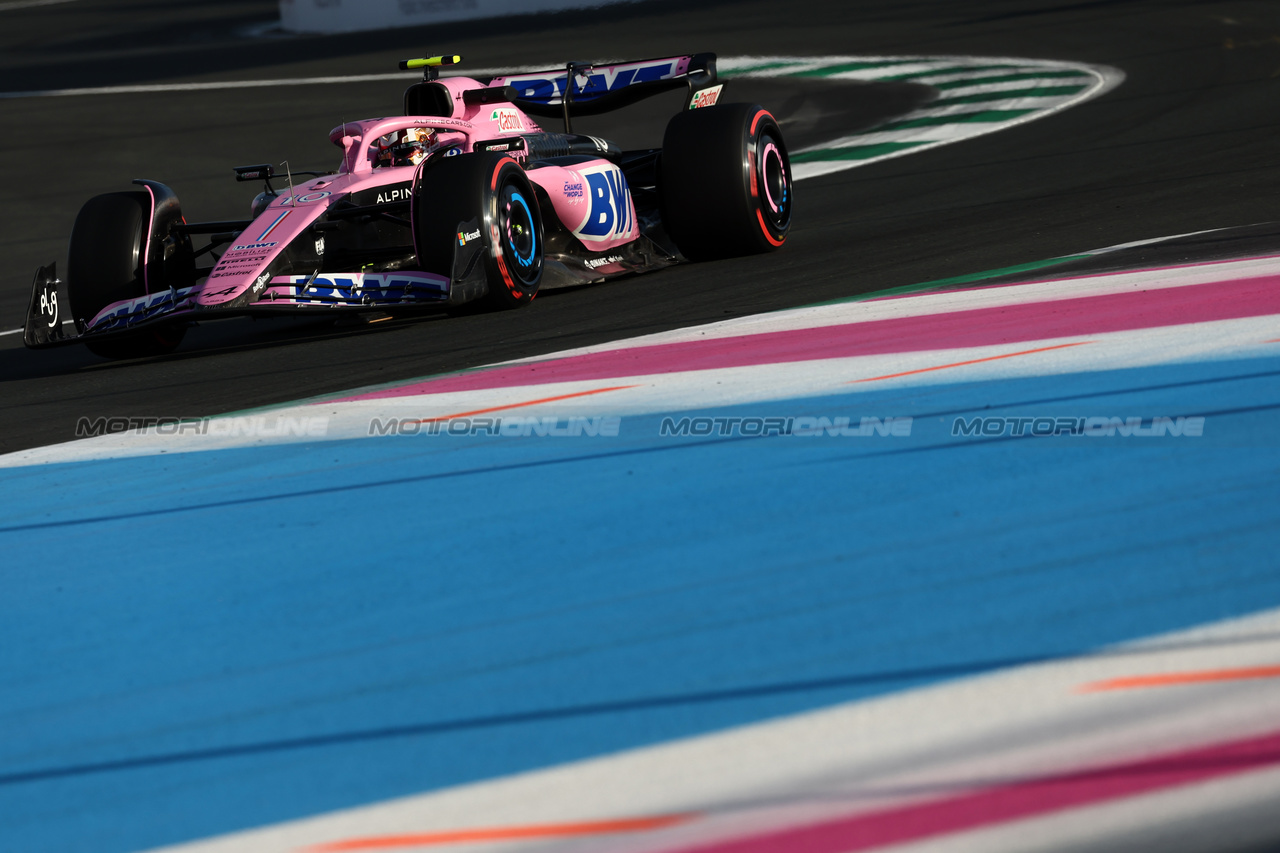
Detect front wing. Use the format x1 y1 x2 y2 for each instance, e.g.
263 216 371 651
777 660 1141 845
22 264 453 350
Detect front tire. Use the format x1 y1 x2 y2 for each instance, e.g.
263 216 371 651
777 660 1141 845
67 191 185 359
660 103 793 261
413 153 543 310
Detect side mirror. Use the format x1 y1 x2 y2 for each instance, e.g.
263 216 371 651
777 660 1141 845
233 164 275 182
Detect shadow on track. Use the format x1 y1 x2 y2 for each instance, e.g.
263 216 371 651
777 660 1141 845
5 628 1279 788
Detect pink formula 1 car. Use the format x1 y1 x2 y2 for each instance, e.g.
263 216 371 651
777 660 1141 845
23 53 793 359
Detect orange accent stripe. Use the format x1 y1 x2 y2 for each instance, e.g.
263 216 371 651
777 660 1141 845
847 341 1092 384
304 814 694 851
1266 338 1280 343
1078 665 1280 693
407 384 639 424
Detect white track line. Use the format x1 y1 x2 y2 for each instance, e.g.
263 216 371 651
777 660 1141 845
0 65 542 100
2 320 74 338
783 57 1123 181
0 0 77 9
0 73 419 99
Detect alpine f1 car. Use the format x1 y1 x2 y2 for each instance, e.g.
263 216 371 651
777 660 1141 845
23 53 793 359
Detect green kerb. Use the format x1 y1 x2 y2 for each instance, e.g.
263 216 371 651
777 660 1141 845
929 84 1088 106
791 59 936 77
878 63 1024 80
934 70 1091 90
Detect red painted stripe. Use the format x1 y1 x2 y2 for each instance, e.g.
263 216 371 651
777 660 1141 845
306 814 693 851
660 730 1280 853
404 385 639 424
1078 664 1280 692
848 341 1091 383
334 274 1280 401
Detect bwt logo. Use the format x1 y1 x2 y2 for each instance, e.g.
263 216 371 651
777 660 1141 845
951 416 1206 437
500 60 676 103
287 271 448 300
88 287 192 329
573 165 634 243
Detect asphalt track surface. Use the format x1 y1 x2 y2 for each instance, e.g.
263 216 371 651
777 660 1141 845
2 0 1280 453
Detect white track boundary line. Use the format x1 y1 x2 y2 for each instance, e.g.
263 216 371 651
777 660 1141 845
2 321 72 338
0 65 540 100
0 0 77 9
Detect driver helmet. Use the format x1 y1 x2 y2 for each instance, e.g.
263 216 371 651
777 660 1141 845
374 127 438 168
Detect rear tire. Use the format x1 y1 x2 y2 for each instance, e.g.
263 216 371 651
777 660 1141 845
413 153 543 310
67 191 185 359
660 103 793 261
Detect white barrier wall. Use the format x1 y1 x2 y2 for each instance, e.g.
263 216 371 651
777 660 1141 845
279 0 631 34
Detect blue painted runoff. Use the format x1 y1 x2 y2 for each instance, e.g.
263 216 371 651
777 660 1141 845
1 352 1278 852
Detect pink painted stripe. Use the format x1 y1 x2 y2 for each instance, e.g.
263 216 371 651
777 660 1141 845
336 275 1280 401
663 729 1280 853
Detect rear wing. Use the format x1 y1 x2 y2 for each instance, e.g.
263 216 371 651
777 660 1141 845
487 53 719 124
